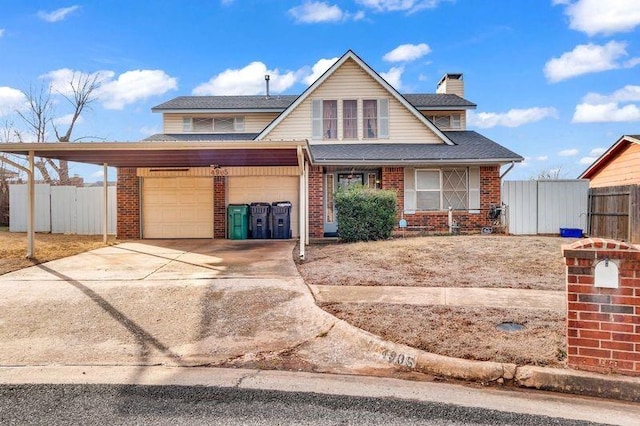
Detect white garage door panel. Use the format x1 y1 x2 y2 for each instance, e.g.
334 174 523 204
143 177 213 238
228 176 299 238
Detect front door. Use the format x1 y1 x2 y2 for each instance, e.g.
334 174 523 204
323 172 364 236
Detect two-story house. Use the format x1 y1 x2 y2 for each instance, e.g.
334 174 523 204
119 50 521 243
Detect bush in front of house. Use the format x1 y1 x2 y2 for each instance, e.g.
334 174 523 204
335 185 397 242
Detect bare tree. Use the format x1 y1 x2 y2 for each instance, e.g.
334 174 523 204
15 72 101 184
534 166 565 180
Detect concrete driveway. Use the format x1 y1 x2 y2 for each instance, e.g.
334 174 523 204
0 240 403 375
0 240 319 366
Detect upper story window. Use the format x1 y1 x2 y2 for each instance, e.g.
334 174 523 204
363 99 389 139
343 100 357 139
182 116 245 133
312 98 388 140
428 114 461 130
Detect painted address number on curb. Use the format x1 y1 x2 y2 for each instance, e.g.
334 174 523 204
381 349 416 369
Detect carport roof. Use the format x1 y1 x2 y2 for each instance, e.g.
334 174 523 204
0 140 306 168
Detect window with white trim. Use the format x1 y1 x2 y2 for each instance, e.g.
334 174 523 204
312 98 388 140
406 167 479 211
429 114 461 130
343 100 357 139
363 99 389 139
182 116 245 133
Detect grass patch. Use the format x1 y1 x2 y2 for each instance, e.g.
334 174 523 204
322 302 566 367
0 231 117 275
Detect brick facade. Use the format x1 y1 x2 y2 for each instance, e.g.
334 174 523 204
308 165 324 238
402 165 502 233
563 238 640 376
116 167 140 239
214 176 226 239
381 166 404 221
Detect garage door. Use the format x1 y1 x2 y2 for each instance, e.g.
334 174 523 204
142 177 213 238
228 176 299 238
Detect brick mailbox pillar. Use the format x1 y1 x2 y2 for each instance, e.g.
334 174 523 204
563 238 640 376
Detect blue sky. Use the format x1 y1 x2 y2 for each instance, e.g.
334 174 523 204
1 0 639 181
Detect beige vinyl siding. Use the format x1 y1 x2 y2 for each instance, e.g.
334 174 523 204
264 58 443 144
163 112 279 134
227 176 299 237
420 110 467 130
590 143 640 188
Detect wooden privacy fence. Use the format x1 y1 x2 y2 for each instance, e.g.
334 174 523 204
9 184 116 235
588 184 640 244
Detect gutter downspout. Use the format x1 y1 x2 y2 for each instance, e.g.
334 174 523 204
500 161 516 179
0 154 35 258
297 146 305 260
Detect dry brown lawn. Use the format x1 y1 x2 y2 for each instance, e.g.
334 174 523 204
298 235 574 291
0 229 117 275
297 235 575 367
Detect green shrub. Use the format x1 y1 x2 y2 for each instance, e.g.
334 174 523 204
334 185 397 242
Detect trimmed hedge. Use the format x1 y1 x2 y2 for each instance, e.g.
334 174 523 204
334 185 397 242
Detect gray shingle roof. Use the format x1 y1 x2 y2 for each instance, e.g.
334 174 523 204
152 96 298 111
308 131 523 164
403 94 476 108
142 133 259 141
152 93 475 111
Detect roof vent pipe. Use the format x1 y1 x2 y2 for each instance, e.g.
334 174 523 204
265 75 270 99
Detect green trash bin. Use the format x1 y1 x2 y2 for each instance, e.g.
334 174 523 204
227 204 249 240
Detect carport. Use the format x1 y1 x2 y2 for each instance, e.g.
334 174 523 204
0 140 310 259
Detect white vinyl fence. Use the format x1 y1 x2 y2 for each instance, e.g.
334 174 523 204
502 180 589 235
9 184 116 235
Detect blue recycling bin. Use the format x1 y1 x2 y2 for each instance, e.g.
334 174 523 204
250 202 271 239
271 201 292 239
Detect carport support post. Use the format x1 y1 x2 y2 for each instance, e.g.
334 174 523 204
27 151 35 259
103 163 108 244
299 161 306 260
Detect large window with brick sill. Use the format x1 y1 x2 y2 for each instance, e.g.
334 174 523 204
405 167 480 212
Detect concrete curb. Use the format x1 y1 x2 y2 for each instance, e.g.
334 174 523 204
515 365 640 403
329 313 640 402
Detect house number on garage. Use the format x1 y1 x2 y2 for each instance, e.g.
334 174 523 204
210 168 229 176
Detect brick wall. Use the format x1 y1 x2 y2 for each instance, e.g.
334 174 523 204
563 238 640 376
116 168 140 239
381 166 404 220
214 176 226 239
404 165 502 233
308 166 324 238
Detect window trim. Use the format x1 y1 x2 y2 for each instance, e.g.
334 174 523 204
182 116 246 133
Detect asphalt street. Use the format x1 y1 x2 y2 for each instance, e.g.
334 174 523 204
0 384 606 426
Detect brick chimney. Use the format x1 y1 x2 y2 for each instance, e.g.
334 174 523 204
436 73 464 97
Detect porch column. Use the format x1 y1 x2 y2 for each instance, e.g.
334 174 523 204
298 148 306 259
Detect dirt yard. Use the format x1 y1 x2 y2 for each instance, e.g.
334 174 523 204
0 230 116 275
297 235 575 367
298 235 573 291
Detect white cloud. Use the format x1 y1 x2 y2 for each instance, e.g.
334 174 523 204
193 62 296 95
380 66 404 89
90 169 104 178
558 148 579 157
53 113 83 127
289 2 346 23
303 57 339 85
579 156 598 165
357 0 447 13
583 85 640 104
0 86 27 116
38 5 80 23
97 70 178 110
536 156 549 161
139 126 159 136
383 43 431 62
589 147 606 156
544 41 638 83
468 107 558 128
559 0 640 36
41 68 177 110
0 29 5 37
573 102 640 122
